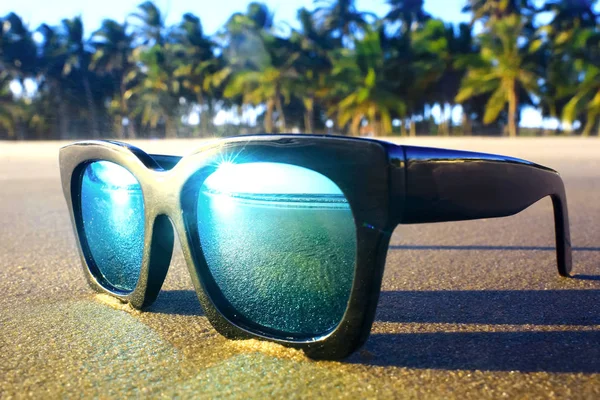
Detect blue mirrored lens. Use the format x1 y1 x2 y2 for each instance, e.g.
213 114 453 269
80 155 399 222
197 162 356 337
80 161 145 292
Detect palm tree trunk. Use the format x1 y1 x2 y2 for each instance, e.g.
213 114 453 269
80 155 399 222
508 81 518 137
442 103 451 136
400 119 407 136
438 104 446 135
409 118 416 137
581 110 599 137
303 96 314 133
119 79 137 139
116 97 126 139
128 119 137 139
303 112 311 133
582 120 593 137
449 104 455 135
57 88 70 140
442 104 448 136
377 119 384 137
461 110 471 135
208 100 215 133
265 99 274 133
197 92 209 137
165 116 177 138
82 74 100 138
117 82 126 139
275 95 287 132
350 114 362 136
16 120 25 140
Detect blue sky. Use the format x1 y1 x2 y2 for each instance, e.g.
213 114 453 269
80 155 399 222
2 0 470 35
1 1 557 128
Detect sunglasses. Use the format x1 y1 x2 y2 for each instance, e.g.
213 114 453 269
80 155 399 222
59 135 571 359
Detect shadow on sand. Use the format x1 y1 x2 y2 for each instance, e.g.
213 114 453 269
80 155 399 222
146 243 600 373
147 289 204 316
149 287 600 372
388 244 600 252
351 289 600 373
353 244 600 372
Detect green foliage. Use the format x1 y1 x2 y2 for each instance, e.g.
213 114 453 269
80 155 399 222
125 44 184 137
325 28 406 136
538 1 600 135
0 0 599 139
0 72 20 136
456 14 541 136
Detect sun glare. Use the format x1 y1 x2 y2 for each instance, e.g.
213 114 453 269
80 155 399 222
93 161 139 188
110 189 130 206
202 162 342 195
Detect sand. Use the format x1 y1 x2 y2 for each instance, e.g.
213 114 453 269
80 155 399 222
1 137 599 399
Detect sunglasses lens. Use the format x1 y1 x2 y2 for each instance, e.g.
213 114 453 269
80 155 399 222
197 162 356 338
80 161 145 292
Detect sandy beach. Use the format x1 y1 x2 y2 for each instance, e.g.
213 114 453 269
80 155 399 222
1 137 599 398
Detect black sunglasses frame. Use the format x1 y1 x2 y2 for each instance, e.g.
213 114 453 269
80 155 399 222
59 135 571 360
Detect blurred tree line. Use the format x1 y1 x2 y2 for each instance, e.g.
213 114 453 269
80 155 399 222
0 0 599 139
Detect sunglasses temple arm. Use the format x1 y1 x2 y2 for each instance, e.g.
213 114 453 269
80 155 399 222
389 145 572 277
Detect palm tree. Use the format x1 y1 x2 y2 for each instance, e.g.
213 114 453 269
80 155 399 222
23 92 55 139
224 68 281 133
36 18 101 139
455 15 539 137
218 3 299 133
408 19 453 135
382 18 454 136
539 0 599 134
540 0 598 33
463 0 535 25
126 1 182 138
0 71 22 138
91 19 137 138
563 63 600 136
385 0 430 33
3 0 599 140
172 13 218 136
224 37 299 134
291 8 334 132
325 28 405 136
37 23 72 139
219 2 274 70
244 2 274 30
314 0 374 44
60 17 100 138
125 44 183 138
433 22 478 135
561 27 600 136
0 13 37 83
0 13 34 138
129 1 166 46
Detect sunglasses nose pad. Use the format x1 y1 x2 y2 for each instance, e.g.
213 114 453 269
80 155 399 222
140 214 175 308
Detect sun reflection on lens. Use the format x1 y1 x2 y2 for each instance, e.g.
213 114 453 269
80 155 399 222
110 189 130 206
203 162 343 195
211 193 236 214
91 161 139 187
86 161 138 221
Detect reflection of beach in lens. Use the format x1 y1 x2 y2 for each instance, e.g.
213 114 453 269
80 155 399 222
197 163 356 337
